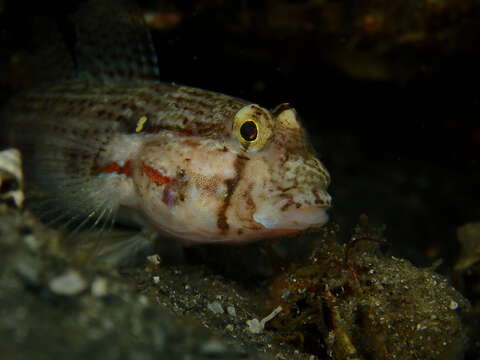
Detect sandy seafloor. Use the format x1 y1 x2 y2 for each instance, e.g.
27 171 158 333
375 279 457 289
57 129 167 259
0 0 480 359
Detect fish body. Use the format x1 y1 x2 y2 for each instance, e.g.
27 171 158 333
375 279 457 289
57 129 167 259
2 0 331 245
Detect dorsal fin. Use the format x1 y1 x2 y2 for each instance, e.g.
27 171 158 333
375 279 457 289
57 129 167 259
73 0 159 82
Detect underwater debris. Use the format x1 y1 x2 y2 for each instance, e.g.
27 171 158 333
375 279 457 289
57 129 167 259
0 148 24 208
268 227 471 360
208 301 225 315
453 222 480 355
454 223 480 305
246 306 283 334
227 305 237 317
49 269 87 296
147 254 162 266
91 276 108 297
455 223 480 274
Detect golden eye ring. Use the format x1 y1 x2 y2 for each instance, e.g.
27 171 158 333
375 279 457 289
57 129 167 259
232 104 273 152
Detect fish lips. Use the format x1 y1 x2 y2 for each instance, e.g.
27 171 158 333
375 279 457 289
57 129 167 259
253 200 331 233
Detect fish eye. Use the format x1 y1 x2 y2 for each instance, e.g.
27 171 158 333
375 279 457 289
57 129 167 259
240 120 258 141
233 104 273 152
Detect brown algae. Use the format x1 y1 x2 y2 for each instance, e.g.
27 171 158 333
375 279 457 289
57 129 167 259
268 227 471 360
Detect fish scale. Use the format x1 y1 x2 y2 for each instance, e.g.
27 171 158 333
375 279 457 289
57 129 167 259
2 0 332 246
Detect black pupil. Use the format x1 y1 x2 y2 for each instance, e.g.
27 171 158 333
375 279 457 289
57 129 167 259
240 121 257 141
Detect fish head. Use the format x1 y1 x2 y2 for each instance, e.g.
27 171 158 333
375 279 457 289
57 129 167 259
224 103 331 242
133 103 331 245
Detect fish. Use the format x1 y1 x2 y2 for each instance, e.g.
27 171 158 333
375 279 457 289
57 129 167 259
1 0 331 246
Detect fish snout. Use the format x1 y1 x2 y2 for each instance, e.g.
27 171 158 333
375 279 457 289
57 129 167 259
313 189 332 208
279 204 330 229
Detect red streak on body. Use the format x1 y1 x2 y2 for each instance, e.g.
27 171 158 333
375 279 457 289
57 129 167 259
141 162 172 185
183 139 199 147
102 160 133 176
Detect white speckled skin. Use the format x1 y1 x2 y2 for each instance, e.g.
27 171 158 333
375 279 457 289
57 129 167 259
105 102 331 244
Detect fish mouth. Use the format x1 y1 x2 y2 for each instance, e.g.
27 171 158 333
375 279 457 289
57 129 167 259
282 205 330 229
253 204 330 232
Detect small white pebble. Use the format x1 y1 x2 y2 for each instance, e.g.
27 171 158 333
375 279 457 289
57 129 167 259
200 340 227 355
246 318 263 334
147 254 161 265
416 323 427 331
207 301 224 315
153 276 160 284
91 277 108 297
49 270 87 296
138 295 149 305
227 305 236 317
281 289 291 300
24 235 40 251
185 284 191 290
0 148 24 208
246 306 283 334
448 300 459 310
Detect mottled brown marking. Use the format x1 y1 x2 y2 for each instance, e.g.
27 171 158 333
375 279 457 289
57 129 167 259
242 183 257 225
180 129 194 136
281 199 294 212
313 190 326 205
174 103 207 117
278 185 295 193
272 103 293 117
217 154 249 233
